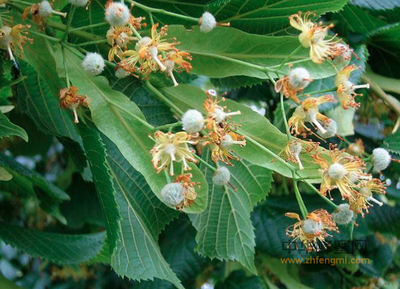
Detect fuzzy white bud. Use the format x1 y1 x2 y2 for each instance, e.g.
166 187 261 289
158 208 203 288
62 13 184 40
38 1 53 17
372 148 391 172
115 68 129 79
82 52 105 76
161 183 184 207
105 2 130 27
212 167 231 186
333 43 352 63
67 0 88 7
332 204 354 225
303 219 323 235
181 109 204 134
288 67 311 89
317 119 337 139
328 163 347 180
200 12 217 33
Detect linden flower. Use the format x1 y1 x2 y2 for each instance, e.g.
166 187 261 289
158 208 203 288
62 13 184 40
150 131 197 175
275 67 312 103
334 65 370 109
59 86 89 124
106 26 134 61
22 1 66 26
279 139 318 170
348 138 365 157
312 146 367 201
289 12 338 64
288 95 335 137
0 24 32 62
350 179 386 217
286 210 338 252
161 173 199 210
164 50 192 86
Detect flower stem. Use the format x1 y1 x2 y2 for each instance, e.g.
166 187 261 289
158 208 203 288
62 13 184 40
194 154 217 172
75 39 108 46
297 87 337 98
145 81 184 116
279 45 302 70
69 22 109 32
28 30 61 42
293 178 309 219
62 5 76 42
129 24 142 39
302 180 338 210
61 45 70 88
156 122 182 131
129 0 199 22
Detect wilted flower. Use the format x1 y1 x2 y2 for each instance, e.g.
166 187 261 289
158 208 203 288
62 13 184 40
164 50 192 86
288 95 335 137
161 173 198 210
312 145 366 201
59 86 89 123
150 131 197 175
275 67 312 103
279 139 318 170
0 24 32 62
289 12 338 64
286 210 338 252
350 179 386 216
334 65 370 110
23 1 67 25
348 139 365 157
106 26 134 61
316 119 337 139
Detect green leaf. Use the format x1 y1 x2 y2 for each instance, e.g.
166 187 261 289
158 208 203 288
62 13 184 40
78 124 120 253
206 0 350 35
17 62 81 141
366 204 400 238
0 223 105 265
190 151 272 274
168 25 347 80
0 153 69 223
384 130 400 154
134 216 209 289
215 270 264 289
62 47 208 214
0 110 28 141
160 84 320 179
351 0 400 10
60 174 104 229
103 136 183 288
0 167 12 181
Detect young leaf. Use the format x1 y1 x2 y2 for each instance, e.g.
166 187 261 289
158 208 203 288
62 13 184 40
0 110 28 141
0 223 105 265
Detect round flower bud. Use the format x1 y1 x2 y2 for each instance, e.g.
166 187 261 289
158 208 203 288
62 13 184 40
161 183 184 207
67 0 88 7
372 148 391 172
105 2 130 27
317 119 337 139
333 43 352 63
181 109 204 134
303 219 323 235
332 204 354 225
115 68 129 79
82 52 105 76
212 167 231 186
200 12 216 33
328 163 347 180
38 1 53 17
288 67 311 89
0 26 13 48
